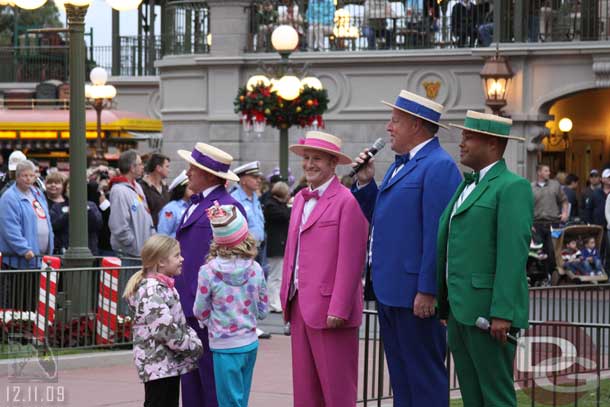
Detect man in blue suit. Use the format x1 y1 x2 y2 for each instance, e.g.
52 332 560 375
352 90 461 407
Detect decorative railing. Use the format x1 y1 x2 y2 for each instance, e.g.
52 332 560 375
247 0 610 53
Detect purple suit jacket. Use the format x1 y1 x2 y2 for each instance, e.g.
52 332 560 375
175 185 245 318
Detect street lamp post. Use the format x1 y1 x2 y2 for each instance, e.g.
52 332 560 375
86 67 117 162
240 25 326 180
12 0 143 315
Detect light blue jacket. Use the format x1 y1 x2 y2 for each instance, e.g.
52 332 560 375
0 184 53 269
306 0 335 25
157 199 189 238
231 186 265 243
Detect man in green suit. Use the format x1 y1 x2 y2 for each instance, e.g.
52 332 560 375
437 110 532 406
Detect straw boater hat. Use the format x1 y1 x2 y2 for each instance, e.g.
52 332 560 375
177 143 239 182
449 110 524 141
289 131 353 165
381 90 448 129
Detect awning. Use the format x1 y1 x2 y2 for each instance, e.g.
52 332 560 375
126 131 163 140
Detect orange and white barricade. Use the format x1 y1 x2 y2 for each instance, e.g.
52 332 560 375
33 255 61 345
96 257 121 345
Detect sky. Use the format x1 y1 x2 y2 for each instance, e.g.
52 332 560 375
57 0 160 47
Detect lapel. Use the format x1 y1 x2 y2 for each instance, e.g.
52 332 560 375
290 191 306 235
453 160 506 217
301 177 340 232
381 137 440 192
179 185 225 230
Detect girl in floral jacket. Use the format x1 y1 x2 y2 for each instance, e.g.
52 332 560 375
123 234 203 407
194 202 268 407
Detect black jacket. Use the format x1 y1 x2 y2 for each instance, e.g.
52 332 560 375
581 187 606 227
263 196 291 258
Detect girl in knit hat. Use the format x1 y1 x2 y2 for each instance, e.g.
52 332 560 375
193 201 269 407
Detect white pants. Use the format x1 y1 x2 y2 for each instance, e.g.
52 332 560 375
267 256 284 312
307 24 332 50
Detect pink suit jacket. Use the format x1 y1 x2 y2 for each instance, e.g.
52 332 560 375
280 176 369 329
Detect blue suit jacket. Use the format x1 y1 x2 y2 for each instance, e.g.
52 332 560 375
353 137 461 307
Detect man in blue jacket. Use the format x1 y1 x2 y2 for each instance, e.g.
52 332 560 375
352 90 461 407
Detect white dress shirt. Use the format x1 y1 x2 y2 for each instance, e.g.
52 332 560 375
294 176 334 290
451 160 499 216
183 184 221 223
391 137 434 178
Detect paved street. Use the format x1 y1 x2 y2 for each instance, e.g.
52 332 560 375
0 312 391 407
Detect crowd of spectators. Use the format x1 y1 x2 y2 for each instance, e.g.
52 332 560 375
251 0 506 51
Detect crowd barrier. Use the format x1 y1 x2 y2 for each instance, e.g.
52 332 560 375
1 259 608 405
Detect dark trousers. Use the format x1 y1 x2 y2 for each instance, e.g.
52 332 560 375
144 375 180 407
377 303 448 407
181 317 218 407
533 223 557 277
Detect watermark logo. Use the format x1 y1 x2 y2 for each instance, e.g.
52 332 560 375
516 322 599 405
7 333 58 383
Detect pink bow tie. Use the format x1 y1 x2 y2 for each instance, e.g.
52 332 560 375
302 189 320 202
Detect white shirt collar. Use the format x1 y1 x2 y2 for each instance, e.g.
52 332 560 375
478 160 499 182
202 184 221 198
408 137 434 160
308 176 334 198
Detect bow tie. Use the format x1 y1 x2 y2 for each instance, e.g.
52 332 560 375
395 154 410 167
190 192 203 205
464 172 480 185
302 189 320 202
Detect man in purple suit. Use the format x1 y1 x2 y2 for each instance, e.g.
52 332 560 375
175 143 245 407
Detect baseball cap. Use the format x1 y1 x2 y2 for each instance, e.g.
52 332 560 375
8 150 26 171
602 169 610 179
590 169 600 176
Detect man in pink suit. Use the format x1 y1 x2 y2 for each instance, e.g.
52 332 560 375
280 131 369 406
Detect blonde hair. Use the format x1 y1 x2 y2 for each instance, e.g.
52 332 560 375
271 181 290 202
207 234 258 261
122 235 181 299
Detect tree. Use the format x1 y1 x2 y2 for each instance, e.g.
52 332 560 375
0 4 63 46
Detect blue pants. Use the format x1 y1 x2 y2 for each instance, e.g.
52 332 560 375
378 303 448 407
212 347 258 407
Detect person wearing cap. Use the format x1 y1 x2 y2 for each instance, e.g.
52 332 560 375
532 163 569 279
437 110 532 406
175 143 245 407
157 170 194 238
230 161 266 252
230 161 272 340
0 150 28 197
280 131 369 406
580 169 603 224
352 90 461 407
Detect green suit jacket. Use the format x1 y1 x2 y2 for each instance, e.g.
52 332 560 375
436 159 532 329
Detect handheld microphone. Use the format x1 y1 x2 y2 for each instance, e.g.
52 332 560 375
349 138 386 177
475 317 519 346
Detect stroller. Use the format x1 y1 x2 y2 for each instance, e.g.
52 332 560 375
527 233 550 287
552 224 609 284
525 232 551 287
